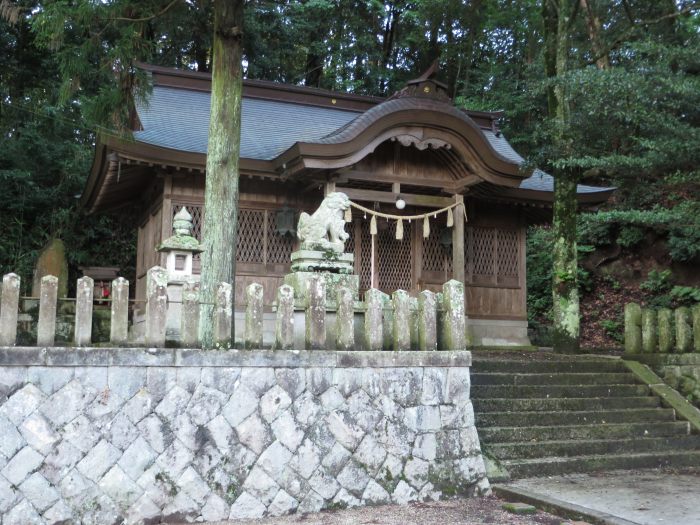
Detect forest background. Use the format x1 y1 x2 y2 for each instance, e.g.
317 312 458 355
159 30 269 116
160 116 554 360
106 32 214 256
1 0 698 347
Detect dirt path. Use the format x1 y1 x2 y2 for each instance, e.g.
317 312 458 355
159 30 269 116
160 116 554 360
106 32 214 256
179 496 566 525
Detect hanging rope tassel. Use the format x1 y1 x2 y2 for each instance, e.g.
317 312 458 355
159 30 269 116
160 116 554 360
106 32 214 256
344 207 352 223
370 214 377 235
423 216 430 238
395 218 404 240
446 207 454 228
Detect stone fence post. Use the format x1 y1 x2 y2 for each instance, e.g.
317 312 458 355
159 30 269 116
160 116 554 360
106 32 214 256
641 308 657 354
693 305 700 353
623 303 642 354
442 280 466 351
658 308 673 353
305 275 326 350
181 280 200 347
364 289 385 351
336 286 354 351
392 290 411 351
37 275 58 346
145 267 168 347
215 282 233 347
0 274 20 346
245 283 263 349
676 307 692 353
74 276 94 346
418 290 437 351
275 285 295 350
110 277 129 345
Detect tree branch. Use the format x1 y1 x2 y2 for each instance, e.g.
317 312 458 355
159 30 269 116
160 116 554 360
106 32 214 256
108 0 181 23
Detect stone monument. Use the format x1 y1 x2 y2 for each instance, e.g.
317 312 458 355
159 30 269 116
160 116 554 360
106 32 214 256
284 192 359 304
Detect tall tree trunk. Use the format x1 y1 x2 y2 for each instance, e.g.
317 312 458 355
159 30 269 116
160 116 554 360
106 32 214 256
580 0 609 70
199 0 244 348
543 0 581 352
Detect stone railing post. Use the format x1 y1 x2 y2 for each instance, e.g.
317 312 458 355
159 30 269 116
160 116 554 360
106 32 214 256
275 285 294 350
0 273 20 346
658 308 673 353
623 303 642 354
74 276 94 346
418 290 437 351
215 282 233 347
675 307 692 353
145 267 168 347
336 286 354 351
37 275 58 346
364 288 385 351
110 277 129 345
181 280 200 347
442 280 466 351
245 283 263 349
392 290 411 351
641 308 657 354
693 305 700 353
305 275 326 350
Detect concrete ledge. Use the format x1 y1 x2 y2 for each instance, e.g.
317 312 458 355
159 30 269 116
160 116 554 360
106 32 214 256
0 347 471 368
629 353 700 366
493 485 640 525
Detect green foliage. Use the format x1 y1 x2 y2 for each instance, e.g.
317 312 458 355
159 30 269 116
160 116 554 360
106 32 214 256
600 319 624 344
640 269 674 294
670 286 700 306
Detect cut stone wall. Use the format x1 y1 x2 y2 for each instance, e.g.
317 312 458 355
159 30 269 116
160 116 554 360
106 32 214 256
634 354 700 407
0 348 488 524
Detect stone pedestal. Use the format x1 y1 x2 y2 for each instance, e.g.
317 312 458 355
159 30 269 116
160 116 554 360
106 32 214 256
284 271 359 307
290 246 354 274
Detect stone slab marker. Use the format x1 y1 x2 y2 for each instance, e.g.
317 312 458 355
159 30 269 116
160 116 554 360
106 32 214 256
675 307 692 353
305 275 326 350
409 297 419 350
392 290 411 351
418 290 437 351
245 283 263 349
110 277 129 345
37 275 58 346
145 267 168 347
641 308 657 354
693 305 700 353
658 308 673 353
624 302 642 354
74 276 94 346
442 280 466 351
215 282 233 347
0 273 20 346
275 284 294 350
364 288 385 351
181 280 200 347
336 286 354 350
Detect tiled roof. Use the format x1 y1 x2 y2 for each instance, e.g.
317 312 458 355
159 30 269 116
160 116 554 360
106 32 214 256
520 169 612 194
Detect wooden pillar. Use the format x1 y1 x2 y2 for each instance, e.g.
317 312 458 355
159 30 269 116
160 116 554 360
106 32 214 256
452 195 465 283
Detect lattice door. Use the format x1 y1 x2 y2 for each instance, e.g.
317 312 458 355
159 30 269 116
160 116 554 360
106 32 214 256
470 226 495 284
235 209 265 263
497 229 519 286
377 222 412 292
266 214 295 265
422 223 451 274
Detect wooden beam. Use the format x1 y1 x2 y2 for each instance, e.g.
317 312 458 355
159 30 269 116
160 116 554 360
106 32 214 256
452 194 465 283
339 188 453 207
336 169 455 190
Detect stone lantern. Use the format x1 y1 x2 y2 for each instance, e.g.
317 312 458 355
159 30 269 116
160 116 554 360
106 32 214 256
158 207 203 280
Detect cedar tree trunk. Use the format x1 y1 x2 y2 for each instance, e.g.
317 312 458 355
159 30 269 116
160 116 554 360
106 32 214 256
199 0 244 348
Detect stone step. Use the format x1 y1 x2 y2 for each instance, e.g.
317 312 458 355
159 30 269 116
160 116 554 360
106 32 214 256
473 396 660 413
471 358 626 374
477 408 676 428
503 450 700 478
486 435 700 460
471 383 650 399
479 420 690 443
471 372 639 386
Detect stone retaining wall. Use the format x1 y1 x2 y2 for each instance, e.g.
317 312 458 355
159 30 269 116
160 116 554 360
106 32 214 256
0 348 488 524
634 353 700 406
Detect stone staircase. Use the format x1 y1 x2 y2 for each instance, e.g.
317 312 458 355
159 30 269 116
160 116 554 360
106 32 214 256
471 354 700 480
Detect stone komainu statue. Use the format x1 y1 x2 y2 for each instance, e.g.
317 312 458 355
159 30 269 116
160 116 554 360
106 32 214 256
297 192 351 253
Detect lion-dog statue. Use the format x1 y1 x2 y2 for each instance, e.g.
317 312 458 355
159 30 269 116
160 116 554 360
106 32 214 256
297 192 351 253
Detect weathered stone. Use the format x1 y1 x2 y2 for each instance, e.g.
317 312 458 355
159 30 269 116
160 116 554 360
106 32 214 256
177 466 210 506
119 436 157 481
222 384 258 427
412 433 437 461
337 460 370 497
242 465 279 505
332 487 361 509
125 494 161 525
292 391 321 427
44 500 73 524
271 409 305 452
391 290 411 351
19 472 60 512
99 464 142 508
268 488 299 515
421 367 448 405
2 446 43 485
201 493 229 521
289 438 322 479
693 304 700 353
346 389 382 432
4 498 43 525
155 438 195 478
74 275 95 346
275 368 305 400
188 384 228 426
110 277 129 345
447 367 471 406
641 308 658 353
418 290 438 351
298 488 325 513
236 413 272 456
240 368 276 396
229 491 266 519
145 267 168 347
321 442 352 477
275 284 295 350
162 490 198 520
258 440 293 479
442 280 466 351
405 405 441 432
364 289 385 351
327 411 365 451
658 308 674 353
2 384 45 426
624 302 642 354
155 384 190 420
260 384 292 423
336 286 355 350
214 281 233 347
404 457 429 490
0 415 24 458
305 274 326 350
0 273 20 346
392 479 418 505
362 479 391 505
321 386 345 412
244 282 264 349
676 307 692 353
353 434 387 476
180 279 200 347
37 275 58 346
333 368 364 397
77 438 121 482
20 412 58 454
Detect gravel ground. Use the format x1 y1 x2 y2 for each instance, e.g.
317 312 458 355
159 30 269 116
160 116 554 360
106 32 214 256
172 496 566 525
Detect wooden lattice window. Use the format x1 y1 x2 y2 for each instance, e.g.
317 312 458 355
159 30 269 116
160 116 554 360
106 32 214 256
470 227 495 281
377 222 412 292
266 212 295 265
465 226 520 287
497 230 519 278
422 224 450 273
